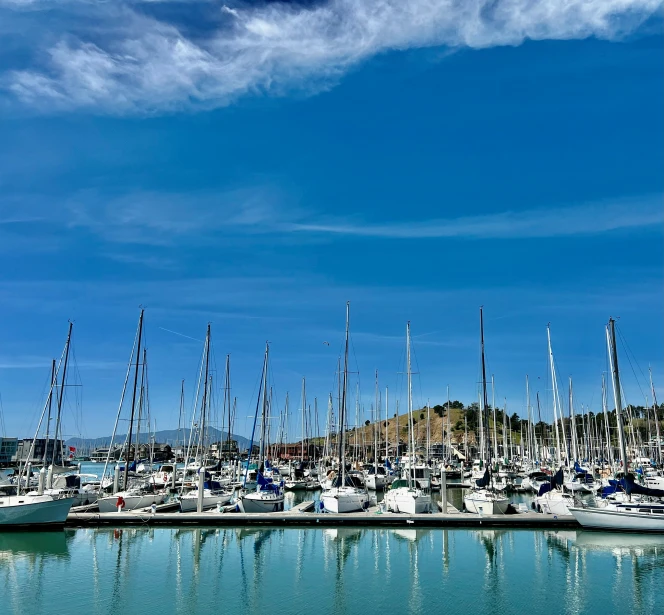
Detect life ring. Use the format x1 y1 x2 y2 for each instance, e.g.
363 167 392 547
163 473 169 483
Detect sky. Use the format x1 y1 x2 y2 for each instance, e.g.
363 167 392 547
0 0 662 444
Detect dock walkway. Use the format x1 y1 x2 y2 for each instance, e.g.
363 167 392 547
66 509 579 529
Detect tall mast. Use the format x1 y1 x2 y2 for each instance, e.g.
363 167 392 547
607 319 629 473
479 308 489 464
43 359 56 466
650 367 661 465
491 374 497 462
123 309 144 491
52 321 73 468
407 321 415 489
260 342 269 465
301 377 306 462
224 355 232 460
200 324 211 465
569 377 578 463
385 386 389 463
547 325 563 467
375 370 379 472
178 379 185 458
338 302 350 485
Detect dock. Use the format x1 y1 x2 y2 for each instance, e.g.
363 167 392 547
65 508 580 529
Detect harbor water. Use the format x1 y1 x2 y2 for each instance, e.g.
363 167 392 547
1 527 661 615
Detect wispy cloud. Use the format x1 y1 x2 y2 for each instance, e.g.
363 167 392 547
285 196 664 239
3 189 661 246
1 0 659 114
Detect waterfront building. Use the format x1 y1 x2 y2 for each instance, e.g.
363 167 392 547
0 437 18 467
13 438 65 465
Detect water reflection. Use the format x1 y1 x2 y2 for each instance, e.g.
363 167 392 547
0 528 662 615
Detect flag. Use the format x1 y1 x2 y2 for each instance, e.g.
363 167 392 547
69 446 76 452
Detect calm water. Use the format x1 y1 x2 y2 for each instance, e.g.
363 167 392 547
0 528 661 615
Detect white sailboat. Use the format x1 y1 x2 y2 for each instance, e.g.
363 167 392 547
570 319 664 532
385 322 431 515
0 495 74 528
239 343 285 513
97 310 167 513
321 302 369 514
463 307 509 515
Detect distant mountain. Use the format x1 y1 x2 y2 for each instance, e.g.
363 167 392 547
65 428 251 452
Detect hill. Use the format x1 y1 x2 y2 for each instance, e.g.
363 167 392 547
66 428 251 452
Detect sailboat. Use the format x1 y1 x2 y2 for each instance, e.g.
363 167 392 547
239 343 285 513
1 324 75 527
320 302 370 514
179 324 233 513
385 322 432 514
365 371 387 491
463 308 510 515
97 310 166 513
570 318 664 531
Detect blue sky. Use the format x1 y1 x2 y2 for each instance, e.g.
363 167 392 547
0 1 662 442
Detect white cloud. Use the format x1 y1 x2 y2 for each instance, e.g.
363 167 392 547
284 195 664 239
2 0 660 113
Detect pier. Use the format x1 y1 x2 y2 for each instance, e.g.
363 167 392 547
65 507 580 529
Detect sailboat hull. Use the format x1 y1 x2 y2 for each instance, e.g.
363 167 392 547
0 495 74 527
534 491 574 516
239 491 284 513
570 506 664 532
385 487 431 514
463 490 509 515
179 492 232 512
320 487 369 513
97 493 166 513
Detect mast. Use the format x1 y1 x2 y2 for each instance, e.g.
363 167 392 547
607 319 629 473
301 377 306 462
547 325 563 467
407 321 415 489
43 359 56 466
200 325 211 467
260 342 269 466
479 307 489 465
224 355 232 461
385 386 389 464
52 321 73 468
338 302 350 486
375 370 379 473
123 309 144 491
178 379 185 461
569 377 578 463
491 375 497 462
650 367 661 465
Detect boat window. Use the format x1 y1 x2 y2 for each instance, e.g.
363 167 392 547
639 509 651 513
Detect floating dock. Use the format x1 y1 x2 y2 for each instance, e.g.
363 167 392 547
66 507 580 529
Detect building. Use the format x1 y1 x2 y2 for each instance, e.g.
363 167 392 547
0 437 18 467
13 438 65 465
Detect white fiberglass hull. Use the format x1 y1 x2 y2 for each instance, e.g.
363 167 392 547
464 490 509 515
179 491 232 512
0 495 74 527
569 507 664 532
31 489 98 508
97 492 166 513
320 487 369 513
385 487 431 514
239 491 284 513
535 491 574 516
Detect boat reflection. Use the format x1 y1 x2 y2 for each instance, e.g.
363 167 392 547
0 531 71 562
